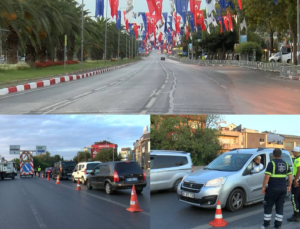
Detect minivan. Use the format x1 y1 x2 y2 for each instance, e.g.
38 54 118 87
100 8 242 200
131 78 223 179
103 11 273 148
52 161 76 180
150 150 193 191
72 161 101 184
177 148 293 212
86 161 147 195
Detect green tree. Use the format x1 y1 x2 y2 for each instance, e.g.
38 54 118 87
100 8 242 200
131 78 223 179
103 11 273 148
93 148 122 162
235 42 263 61
73 151 91 164
12 158 20 170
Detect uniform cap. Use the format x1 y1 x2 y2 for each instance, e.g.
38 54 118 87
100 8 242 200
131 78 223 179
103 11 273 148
292 146 300 153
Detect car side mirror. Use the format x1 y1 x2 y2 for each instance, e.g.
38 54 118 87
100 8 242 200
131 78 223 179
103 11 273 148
251 166 260 174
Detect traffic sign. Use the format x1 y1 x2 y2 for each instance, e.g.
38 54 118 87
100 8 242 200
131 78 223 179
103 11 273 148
10 145 20 154
23 163 32 173
36 145 46 155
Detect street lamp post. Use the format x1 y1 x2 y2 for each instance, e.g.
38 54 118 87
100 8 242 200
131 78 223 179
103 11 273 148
104 0 108 66
107 137 115 161
81 0 84 69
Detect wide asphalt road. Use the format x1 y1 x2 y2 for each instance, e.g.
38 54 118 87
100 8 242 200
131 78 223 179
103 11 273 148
1 53 300 114
0 175 150 229
151 189 298 229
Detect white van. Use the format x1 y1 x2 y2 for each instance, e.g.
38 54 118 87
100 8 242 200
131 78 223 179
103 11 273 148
72 161 101 184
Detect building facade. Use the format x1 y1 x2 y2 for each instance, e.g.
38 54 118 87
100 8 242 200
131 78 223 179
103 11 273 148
133 126 150 170
119 148 132 161
91 141 118 159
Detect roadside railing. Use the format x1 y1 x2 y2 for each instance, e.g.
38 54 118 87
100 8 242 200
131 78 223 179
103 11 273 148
167 55 300 79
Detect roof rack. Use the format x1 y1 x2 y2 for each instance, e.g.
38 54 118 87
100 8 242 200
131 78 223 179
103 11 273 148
229 148 255 151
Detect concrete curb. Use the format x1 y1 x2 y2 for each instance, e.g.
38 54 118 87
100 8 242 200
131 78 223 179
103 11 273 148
0 62 137 96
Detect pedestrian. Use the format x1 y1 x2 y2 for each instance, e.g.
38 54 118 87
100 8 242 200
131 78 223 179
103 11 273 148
287 146 300 222
261 148 292 229
34 167 37 176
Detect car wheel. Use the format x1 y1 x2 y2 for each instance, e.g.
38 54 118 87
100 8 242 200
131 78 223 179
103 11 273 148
173 179 182 192
136 187 143 194
81 177 85 185
270 59 275 62
72 176 76 183
87 179 92 190
226 189 245 212
105 182 114 195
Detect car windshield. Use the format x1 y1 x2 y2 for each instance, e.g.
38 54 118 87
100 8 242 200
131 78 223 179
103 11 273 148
115 162 143 175
206 153 252 171
62 162 76 168
87 163 100 170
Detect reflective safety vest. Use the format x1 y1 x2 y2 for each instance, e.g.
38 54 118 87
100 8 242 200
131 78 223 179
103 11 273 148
293 157 300 177
270 161 290 178
38 167 41 171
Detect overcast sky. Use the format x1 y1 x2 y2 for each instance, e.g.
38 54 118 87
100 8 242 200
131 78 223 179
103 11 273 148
0 115 149 161
221 115 300 136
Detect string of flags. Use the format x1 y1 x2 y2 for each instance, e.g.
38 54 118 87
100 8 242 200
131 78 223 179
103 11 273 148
94 0 279 51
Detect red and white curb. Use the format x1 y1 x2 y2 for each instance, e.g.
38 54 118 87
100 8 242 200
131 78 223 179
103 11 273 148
0 63 133 96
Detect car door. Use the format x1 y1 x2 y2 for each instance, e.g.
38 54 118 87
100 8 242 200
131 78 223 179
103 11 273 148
98 165 107 188
73 165 78 179
92 166 101 188
244 154 266 201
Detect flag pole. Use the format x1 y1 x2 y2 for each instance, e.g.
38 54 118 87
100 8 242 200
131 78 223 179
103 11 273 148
81 0 84 69
105 0 108 66
118 29 120 59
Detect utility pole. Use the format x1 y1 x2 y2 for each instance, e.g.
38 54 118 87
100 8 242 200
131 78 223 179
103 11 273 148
126 32 127 58
129 35 130 59
104 0 108 66
132 36 134 58
118 30 120 59
80 0 84 69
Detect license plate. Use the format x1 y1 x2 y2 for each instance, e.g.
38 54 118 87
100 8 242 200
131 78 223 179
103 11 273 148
182 191 195 198
126 178 138 182
67 173 71 175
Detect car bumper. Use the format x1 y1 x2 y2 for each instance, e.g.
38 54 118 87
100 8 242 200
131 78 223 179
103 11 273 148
177 182 223 209
111 181 147 190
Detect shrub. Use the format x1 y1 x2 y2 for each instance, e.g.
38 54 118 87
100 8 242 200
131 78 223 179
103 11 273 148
35 60 79 68
0 63 31 71
235 42 263 61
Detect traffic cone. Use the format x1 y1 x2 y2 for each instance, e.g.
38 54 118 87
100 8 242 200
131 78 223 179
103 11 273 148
56 175 60 184
209 200 228 227
76 178 81 191
47 173 50 181
42 173 44 179
126 185 143 212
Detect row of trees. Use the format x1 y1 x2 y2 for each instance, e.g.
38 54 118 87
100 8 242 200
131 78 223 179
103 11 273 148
151 115 222 165
180 0 297 63
0 0 139 67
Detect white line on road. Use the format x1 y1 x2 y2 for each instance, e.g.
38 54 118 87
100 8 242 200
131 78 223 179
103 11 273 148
168 72 177 114
73 92 91 99
150 89 157 97
39 100 69 111
109 91 123 95
161 84 166 89
156 90 161 96
146 97 157 108
140 110 147 114
95 86 108 91
28 200 48 229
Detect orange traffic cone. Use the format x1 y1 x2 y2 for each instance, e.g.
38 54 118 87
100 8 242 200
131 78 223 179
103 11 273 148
47 173 50 181
76 178 81 191
209 200 228 227
42 173 44 179
56 175 60 184
126 185 143 212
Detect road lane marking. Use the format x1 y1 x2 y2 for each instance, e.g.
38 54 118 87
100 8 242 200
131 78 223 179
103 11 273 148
161 84 165 89
140 110 147 114
95 86 108 91
109 91 123 95
39 100 69 111
150 89 157 97
146 97 157 108
168 72 177 114
73 92 91 99
28 200 48 229
156 90 161 96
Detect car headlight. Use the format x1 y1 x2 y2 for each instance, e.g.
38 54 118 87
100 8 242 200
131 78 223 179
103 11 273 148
205 177 227 187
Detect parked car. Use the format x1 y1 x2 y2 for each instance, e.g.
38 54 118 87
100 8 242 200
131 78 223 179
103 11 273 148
269 52 281 62
52 161 76 180
43 167 52 178
161 55 165 61
177 148 293 212
150 150 193 192
72 161 101 184
86 161 147 195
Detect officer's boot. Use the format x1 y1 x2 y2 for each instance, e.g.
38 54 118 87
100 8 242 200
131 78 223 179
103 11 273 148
287 212 300 222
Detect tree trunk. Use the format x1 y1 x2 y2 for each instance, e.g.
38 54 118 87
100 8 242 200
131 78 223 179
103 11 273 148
56 36 64 62
269 31 274 56
38 45 47 63
6 26 18 64
292 32 298 65
67 34 75 61
25 42 36 68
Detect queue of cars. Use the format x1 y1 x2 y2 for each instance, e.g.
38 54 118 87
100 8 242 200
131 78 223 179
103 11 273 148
43 160 147 195
151 148 293 212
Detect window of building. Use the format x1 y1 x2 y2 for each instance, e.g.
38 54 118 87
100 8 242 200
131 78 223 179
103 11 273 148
260 138 265 142
296 142 300 147
285 142 294 148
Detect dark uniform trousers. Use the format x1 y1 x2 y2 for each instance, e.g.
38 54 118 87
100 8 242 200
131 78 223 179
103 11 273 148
264 188 286 228
291 181 300 213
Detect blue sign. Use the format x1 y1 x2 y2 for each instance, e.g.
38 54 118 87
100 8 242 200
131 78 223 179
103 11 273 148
240 35 247 43
23 163 32 173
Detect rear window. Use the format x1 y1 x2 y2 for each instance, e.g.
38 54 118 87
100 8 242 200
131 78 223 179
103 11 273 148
87 163 101 170
62 162 76 168
269 153 293 167
151 155 188 169
115 162 143 175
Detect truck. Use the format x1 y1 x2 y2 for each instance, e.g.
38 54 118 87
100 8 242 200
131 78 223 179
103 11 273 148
0 157 18 180
20 151 34 178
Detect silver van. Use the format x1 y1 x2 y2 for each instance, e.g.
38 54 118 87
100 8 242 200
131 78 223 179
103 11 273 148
150 150 193 191
177 148 293 212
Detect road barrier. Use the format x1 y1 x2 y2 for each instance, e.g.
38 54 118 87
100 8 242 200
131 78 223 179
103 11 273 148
56 175 60 184
168 56 300 80
76 178 81 191
209 200 228 227
127 185 143 212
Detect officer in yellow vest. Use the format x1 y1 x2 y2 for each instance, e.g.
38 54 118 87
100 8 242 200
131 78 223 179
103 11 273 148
261 148 292 229
287 146 300 222
38 166 41 176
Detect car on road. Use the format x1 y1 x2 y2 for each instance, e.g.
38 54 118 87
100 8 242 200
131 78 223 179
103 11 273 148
161 55 165 61
86 161 147 195
269 52 281 62
43 167 52 178
72 161 101 184
52 161 76 180
177 148 293 212
150 150 193 192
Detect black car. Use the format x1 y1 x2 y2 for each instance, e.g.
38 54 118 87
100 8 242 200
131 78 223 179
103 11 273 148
44 167 52 178
161 56 165 61
86 161 147 195
52 161 76 180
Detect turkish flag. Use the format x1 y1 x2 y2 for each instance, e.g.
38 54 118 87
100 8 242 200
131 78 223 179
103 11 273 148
175 16 181 34
190 0 201 14
154 0 163 23
219 21 223 33
238 0 242 10
186 26 190 40
146 0 155 15
123 11 129 31
195 10 205 31
109 0 119 19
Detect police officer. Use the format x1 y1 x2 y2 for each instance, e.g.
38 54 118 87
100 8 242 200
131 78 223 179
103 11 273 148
34 167 37 176
287 146 300 222
38 166 41 176
261 148 292 229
